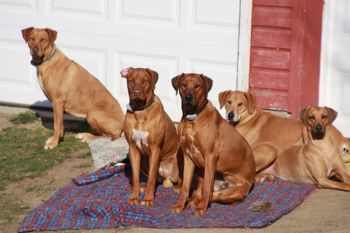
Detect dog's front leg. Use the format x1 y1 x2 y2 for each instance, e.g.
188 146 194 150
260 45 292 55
142 146 160 207
194 152 218 215
128 144 142 205
172 153 195 213
44 100 64 150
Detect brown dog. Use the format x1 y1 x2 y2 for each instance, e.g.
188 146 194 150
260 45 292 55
22 27 124 149
261 107 350 191
121 67 181 206
171 73 255 215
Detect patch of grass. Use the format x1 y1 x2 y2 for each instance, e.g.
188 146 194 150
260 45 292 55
9 111 39 125
0 126 88 190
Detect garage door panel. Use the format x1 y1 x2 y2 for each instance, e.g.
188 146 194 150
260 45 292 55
62 47 107 85
120 0 179 25
0 0 37 14
191 0 239 29
48 0 107 20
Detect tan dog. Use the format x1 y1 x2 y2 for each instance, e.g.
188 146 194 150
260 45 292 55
261 107 350 191
121 67 181 207
171 73 255 215
218 90 303 172
218 90 302 147
22 27 124 149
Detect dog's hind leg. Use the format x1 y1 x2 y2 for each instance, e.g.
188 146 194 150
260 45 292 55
211 177 252 203
253 143 278 173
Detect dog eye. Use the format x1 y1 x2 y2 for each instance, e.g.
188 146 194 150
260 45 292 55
194 84 201 89
181 83 187 89
142 79 149 84
308 116 315 120
321 115 328 119
238 103 243 107
227 100 232 105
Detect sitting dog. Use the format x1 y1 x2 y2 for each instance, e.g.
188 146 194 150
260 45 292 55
171 73 255 215
22 27 124 149
121 67 181 206
261 107 350 191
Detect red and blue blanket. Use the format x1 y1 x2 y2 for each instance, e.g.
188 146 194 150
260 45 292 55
18 165 315 232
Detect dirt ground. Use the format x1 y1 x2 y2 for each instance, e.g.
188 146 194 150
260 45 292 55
0 106 350 233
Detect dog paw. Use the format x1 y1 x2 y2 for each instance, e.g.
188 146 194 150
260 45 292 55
188 196 200 208
255 174 276 183
44 137 58 150
127 198 140 206
75 133 94 143
171 205 184 213
192 208 206 215
140 199 154 207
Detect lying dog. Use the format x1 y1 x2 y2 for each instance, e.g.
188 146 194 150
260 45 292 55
218 90 302 147
261 107 350 191
171 73 255 214
218 90 302 172
121 67 181 206
22 27 124 149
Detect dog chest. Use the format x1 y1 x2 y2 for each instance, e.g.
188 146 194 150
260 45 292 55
180 126 205 167
131 129 149 150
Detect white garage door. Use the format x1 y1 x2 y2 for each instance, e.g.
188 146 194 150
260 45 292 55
321 0 350 137
0 0 251 121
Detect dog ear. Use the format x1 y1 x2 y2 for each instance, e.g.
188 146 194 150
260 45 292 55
325 106 338 124
21 27 34 42
120 67 133 79
45 28 57 44
218 90 231 109
146 68 158 84
244 92 256 114
200 74 213 94
299 107 311 123
171 73 184 95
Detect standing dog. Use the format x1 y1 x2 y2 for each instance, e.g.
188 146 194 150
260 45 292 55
121 67 181 206
22 27 124 149
261 107 350 191
171 73 255 215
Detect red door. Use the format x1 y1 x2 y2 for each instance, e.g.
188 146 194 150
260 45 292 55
249 0 323 117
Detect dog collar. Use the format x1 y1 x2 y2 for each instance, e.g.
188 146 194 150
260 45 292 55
31 47 57 66
184 100 208 121
126 98 155 113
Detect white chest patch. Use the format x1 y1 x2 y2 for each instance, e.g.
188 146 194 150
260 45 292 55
132 129 149 149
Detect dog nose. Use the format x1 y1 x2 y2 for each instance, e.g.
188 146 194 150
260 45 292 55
228 112 234 120
315 124 323 132
185 93 193 102
133 89 141 97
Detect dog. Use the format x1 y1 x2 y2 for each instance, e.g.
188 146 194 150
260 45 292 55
218 90 302 147
218 90 303 172
260 107 350 191
121 67 181 207
22 27 124 149
171 73 256 215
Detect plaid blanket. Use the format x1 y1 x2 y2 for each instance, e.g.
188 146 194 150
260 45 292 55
18 165 316 232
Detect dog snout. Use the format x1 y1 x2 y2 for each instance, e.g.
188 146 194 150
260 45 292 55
185 93 193 103
227 112 234 121
315 123 323 132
